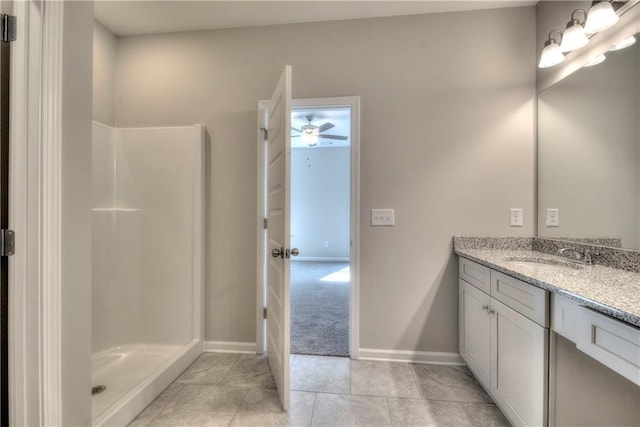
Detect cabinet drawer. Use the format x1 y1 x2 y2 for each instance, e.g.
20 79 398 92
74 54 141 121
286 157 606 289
490 270 548 327
459 257 490 294
551 293 580 343
577 307 640 387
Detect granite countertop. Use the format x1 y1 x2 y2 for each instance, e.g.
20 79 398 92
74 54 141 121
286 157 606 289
454 248 640 328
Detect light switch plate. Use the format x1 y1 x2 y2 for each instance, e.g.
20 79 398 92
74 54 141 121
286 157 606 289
510 208 523 227
546 208 560 227
371 209 395 226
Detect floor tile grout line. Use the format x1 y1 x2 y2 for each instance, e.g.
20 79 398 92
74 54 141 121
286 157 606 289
226 386 250 427
348 358 352 395
384 396 394 426
408 364 425 401
218 353 243 386
291 387 491 404
308 392 319 427
138 383 185 426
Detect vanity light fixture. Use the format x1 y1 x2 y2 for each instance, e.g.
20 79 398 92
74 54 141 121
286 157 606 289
561 9 589 52
584 0 619 35
538 30 565 68
583 53 606 67
610 34 636 51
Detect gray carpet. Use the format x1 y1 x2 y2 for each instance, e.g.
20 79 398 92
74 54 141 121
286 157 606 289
291 261 350 357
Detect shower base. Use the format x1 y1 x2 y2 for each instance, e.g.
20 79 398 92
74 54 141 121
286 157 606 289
91 340 201 426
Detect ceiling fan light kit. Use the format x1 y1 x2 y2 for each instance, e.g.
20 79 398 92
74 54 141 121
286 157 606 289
291 114 349 147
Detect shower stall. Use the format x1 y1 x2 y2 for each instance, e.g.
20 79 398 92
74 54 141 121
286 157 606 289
91 122 204 426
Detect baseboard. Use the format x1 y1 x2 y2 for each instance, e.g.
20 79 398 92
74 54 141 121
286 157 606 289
293 257 350 262
358 348 465 365
204 341 257 354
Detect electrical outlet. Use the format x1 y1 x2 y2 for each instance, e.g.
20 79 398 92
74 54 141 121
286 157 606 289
510 208 523 227
546 208 560 227
371 209 395 226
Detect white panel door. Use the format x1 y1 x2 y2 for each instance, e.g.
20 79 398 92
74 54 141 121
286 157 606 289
491 298 548 427
266 65 292 410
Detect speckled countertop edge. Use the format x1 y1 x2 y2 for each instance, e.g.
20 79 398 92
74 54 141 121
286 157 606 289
454 248 640 328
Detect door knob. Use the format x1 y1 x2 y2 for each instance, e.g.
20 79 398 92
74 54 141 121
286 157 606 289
271 247 284 258
285 248 299 258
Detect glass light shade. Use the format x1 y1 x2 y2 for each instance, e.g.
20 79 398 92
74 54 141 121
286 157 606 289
584 1 619 35
301 129 318 146
610 35 636 51
538 40 565 68
560 22 589 52
583 54 606 67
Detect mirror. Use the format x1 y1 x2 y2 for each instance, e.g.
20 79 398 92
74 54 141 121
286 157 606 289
537 32 640 250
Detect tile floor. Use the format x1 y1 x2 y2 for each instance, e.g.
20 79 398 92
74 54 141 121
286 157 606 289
129 353 510 426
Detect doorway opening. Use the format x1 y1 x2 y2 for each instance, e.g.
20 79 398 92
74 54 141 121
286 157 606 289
257 96 360 362
290 106 351 357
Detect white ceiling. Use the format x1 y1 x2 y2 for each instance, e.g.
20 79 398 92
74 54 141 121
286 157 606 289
94 1 536 37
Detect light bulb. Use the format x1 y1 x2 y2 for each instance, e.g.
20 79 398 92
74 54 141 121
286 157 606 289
584 1 619 35
561 9 589 52
560 21 589 52
539 39 565 68
610 35 636 51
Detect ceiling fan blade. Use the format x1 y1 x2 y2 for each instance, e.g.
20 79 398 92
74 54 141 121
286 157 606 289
318 134 348 140
317 122 334 133
291 127 302 132
291 135 301 138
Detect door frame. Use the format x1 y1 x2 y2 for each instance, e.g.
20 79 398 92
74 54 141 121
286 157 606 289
256 96 361 359
10 0 66 424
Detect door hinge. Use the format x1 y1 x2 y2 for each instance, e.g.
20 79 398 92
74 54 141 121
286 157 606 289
1 14 16 43
263 218 268 229
1 230 15 256
260 127 268 141
263 307 267 319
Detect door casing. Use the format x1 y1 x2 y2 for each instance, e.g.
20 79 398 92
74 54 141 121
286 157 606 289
256 96 361 359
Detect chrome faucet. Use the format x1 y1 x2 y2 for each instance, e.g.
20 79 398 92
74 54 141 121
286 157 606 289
557 247 600 265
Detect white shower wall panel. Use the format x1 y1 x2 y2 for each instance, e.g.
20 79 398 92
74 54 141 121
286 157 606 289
92 211 146 352
92 123 115 208
116 127 201 346
92 123 203 353
93 123 145 352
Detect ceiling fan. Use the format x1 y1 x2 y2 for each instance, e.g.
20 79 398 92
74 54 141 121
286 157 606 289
292 115 348 146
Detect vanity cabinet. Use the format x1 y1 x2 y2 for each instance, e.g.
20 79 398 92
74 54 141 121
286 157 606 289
459 257 549 427
552 293 640 387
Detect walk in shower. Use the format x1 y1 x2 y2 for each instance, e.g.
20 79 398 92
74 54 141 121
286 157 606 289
91 122 204 426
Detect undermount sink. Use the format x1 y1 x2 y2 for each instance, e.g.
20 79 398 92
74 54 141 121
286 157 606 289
503 256 585 271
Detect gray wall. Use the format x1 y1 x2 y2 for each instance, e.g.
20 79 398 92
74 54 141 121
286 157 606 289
291 147 350 259
114 7 536 352
62 2 93 425
93 20 117 126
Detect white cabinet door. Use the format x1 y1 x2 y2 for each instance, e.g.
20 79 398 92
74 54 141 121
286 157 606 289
491 299 548 427
459 279 491 389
